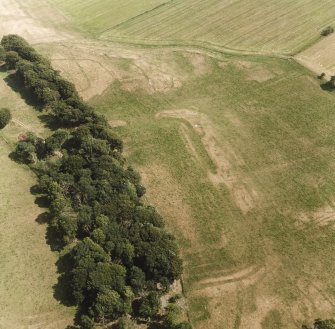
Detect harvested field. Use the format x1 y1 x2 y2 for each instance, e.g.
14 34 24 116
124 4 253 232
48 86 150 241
295 33 335 79
50 0 167 35
99 0 335 54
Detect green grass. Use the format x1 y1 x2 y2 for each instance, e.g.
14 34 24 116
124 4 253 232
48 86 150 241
0 74 74 329
91 53 335 328
51 0 335 54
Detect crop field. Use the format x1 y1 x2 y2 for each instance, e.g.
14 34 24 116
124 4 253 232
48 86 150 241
49 0 167 35
49 0 335 54
295 32 335 78
0 72 74 328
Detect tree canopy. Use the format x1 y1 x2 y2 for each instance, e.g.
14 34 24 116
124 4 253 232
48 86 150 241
0 108 11 129
2 34 185 328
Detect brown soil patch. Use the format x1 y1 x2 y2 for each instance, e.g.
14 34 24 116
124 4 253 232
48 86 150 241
109 120 127 128
1 1 195 101
218 61 227 69
157 109 260 213
240 296 280 329
192 266 266 298
179 123 202 163
235 61 275 82
247 67 274 82
183 52 211 75
296 202 335 228
47 43 186 100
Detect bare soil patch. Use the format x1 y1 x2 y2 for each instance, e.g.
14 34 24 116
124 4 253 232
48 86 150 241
235 61 275 82
46 43 186 100
183 52 211 75
109 119 127 128
157 109 261 213
296 201 335 228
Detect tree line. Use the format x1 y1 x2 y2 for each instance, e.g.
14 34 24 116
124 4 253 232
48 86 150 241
1 34 188 329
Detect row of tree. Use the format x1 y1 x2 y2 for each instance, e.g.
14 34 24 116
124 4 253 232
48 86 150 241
0 108 11 129
303 319 335 329
1 34 188 329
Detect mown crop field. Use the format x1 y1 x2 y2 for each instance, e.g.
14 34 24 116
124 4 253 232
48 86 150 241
89 52 335 328
50 0 335 54
49 0 167 35
0 72 74 329
295 32 335 79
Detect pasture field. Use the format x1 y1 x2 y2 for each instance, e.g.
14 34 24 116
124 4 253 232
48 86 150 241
0 72 74 329
50 0 335 54
89 53 335 328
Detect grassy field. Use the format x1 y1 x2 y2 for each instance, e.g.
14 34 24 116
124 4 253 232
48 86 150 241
0 71 74 329
49 0 335 54
89 53 335 328
3 0 335 328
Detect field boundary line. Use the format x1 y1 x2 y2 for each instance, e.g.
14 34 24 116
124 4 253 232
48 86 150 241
97 36 291 60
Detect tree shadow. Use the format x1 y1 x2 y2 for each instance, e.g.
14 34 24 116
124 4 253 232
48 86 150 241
0 64 7 72
46 224 64 252
8 150 27 164
38 113 63 131
30 184 41 195
53 251 76 307
320 81 335 91
36 211 51 224
4 73 42 109
34 195 49 208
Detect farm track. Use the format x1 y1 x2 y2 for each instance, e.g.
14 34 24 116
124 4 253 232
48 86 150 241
97 37 292 59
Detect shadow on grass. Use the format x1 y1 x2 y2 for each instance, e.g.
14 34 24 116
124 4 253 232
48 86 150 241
45 223 66 252
4 73 42 109
4 73 63 130
8 150 28 164
0 64 7 73
38 113 63 131
36 211 51 224
34 195 49 207
53 252 76 307
30 184 41 195
320 81 335 91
